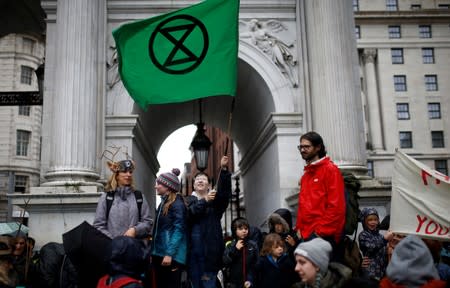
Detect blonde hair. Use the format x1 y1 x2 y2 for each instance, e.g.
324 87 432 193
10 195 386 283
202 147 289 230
105 172 135 191
162 190 177 216
261 233 285 256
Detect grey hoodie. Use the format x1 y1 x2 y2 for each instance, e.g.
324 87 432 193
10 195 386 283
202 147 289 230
386 235 440 287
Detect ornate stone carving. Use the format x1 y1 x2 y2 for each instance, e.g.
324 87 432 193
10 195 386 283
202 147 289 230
362 48 377 64
107 45 120 89
240 19 298 87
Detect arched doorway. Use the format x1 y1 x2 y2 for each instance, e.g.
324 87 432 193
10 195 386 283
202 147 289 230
106 54 303 227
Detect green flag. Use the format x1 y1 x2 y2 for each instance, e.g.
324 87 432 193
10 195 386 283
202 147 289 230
112 0 239 109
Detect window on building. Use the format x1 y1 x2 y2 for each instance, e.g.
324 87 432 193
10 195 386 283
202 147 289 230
438 4 450 9
428 103 441 119
391 48 404 64
411 4 421 10
16 130 30 156
425 75 438 91
431 131 445 148
355 26 361 39
18 106 31 116
435 160 448 175
367 160 374 177
20 66 33 85
396 103 410 120
353 0 359 11
14 175 28 193
422 48 435 64
394 75 407 91
419 25 432 38
22 37 35 54
386 0 398 11
399 131 412 148
388 25 401 38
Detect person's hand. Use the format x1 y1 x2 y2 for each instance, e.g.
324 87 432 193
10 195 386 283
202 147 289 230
361 256 370 268
220 156 229 169
205 189 216 202
162 255 172 266
236 239 245 250
384 230 394 241
123 227 136 238
285 235 296 247
244 281 252 288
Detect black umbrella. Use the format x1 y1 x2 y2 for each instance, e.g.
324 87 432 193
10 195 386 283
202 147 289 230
63 221 111 288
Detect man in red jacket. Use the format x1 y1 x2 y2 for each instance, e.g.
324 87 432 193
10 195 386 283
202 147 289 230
295 131 346 259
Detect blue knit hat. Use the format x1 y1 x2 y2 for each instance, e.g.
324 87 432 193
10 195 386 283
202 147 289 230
157 168 181 192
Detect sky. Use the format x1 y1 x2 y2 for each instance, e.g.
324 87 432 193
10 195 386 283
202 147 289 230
156 124 197 176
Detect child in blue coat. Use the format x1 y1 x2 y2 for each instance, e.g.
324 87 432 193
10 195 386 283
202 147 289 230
358 208 393 280
255 233 297 288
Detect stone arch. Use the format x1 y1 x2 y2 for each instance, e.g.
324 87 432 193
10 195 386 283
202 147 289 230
105 44 302 227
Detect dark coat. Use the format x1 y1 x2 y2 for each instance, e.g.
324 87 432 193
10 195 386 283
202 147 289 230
185 169 231 272
151 194 188 265
255 253 297 288
223 239 259 287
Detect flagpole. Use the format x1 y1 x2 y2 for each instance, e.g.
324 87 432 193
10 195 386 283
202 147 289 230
214 98 235 190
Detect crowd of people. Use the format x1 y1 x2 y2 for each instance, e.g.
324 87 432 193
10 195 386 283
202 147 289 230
0 131 448 288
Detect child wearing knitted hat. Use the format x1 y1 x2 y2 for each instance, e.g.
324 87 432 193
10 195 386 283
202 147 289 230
293 238 352 288
151 168 188 288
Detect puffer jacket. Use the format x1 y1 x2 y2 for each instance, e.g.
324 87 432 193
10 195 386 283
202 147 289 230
151 194 188 265
358 208 388 280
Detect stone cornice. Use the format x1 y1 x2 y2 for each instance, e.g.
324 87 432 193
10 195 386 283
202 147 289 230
106 0 296 21
357 39 450 49
354 10 450 24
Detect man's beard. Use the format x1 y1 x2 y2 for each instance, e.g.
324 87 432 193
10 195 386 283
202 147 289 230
301 152 317 162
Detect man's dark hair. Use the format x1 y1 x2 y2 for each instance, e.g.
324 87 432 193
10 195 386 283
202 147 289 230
300 131 327 158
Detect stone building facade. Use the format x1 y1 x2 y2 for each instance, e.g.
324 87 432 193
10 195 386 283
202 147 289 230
1 0 448 245
0 34 44 221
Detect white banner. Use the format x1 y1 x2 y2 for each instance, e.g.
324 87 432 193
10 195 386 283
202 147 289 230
391 151 450 240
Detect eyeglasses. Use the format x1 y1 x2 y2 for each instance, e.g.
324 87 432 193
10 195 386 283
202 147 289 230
297 145 313 151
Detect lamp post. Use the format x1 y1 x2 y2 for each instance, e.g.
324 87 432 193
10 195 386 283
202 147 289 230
190 99 212 172
190 122 212 172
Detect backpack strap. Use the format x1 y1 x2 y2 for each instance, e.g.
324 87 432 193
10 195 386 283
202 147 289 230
105 191 115 221
134 190 143 222
105 190 143 222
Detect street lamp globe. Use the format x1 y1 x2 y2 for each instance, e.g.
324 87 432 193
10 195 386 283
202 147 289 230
190 122 212 172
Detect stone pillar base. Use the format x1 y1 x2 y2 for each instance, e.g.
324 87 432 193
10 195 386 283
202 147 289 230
8 186 102 249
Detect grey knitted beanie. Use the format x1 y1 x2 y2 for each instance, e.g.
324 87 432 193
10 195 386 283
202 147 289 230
294 237 332 274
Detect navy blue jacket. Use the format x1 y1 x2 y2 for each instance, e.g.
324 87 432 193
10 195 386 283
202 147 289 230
185 169 231 272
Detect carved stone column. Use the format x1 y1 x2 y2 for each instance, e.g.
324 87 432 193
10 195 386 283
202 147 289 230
303 0 367 174
43 0 104 186
363 49 384 151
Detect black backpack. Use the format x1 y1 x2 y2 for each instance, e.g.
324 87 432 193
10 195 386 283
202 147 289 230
106 190 143 221
342 172 361 235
